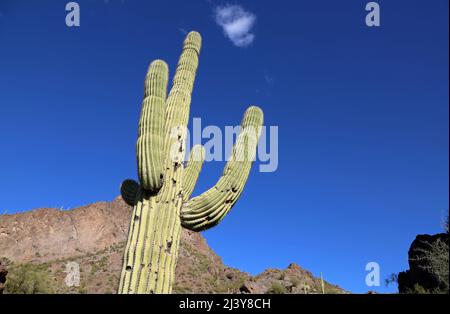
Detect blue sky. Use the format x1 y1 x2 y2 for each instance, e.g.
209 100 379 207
0 0 448 293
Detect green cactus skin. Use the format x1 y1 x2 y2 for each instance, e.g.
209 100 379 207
182 145 205 200
118 31 264 294
180 106 263 231
137 60 168 192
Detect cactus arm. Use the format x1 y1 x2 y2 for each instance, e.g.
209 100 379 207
137 60 168 192
119 32 202 294
180 106 263 231
183 144 205 200
163 32 201 158
120 179 140 206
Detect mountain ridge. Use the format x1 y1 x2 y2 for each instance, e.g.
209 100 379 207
0 197 346 294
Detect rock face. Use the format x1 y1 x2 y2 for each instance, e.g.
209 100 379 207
0 197 131 262
398 233 449 293
0 197 345 294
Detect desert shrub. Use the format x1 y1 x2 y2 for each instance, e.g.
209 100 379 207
98 256 108 270
78 285 87 294
266 282 287 294
5 262 55 294
90 263 99 274
413 238 449 293
405 284 430 294
0 257 12 267
290 277 301 287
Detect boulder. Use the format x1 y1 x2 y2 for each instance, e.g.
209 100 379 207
398 233 448 293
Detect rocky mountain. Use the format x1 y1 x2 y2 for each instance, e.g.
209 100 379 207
0 197 345 294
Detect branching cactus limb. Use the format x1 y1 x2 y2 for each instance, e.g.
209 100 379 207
137 60 168 192
118 31 264 294
180 106 263 231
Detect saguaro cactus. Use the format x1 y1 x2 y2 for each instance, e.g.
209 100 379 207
118 31 264 294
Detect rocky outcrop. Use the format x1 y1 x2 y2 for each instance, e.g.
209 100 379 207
0 197 131 262
398 233 449 293
240 263 344 294
0 197 346 294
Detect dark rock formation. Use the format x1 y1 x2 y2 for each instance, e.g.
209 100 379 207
398 233 449 293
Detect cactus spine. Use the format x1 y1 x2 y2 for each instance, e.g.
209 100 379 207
118 31 264 294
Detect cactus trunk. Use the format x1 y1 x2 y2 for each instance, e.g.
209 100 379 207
118 190 182 293
118 31 264 294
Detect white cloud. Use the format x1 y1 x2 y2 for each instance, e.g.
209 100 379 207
214 4 256 47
